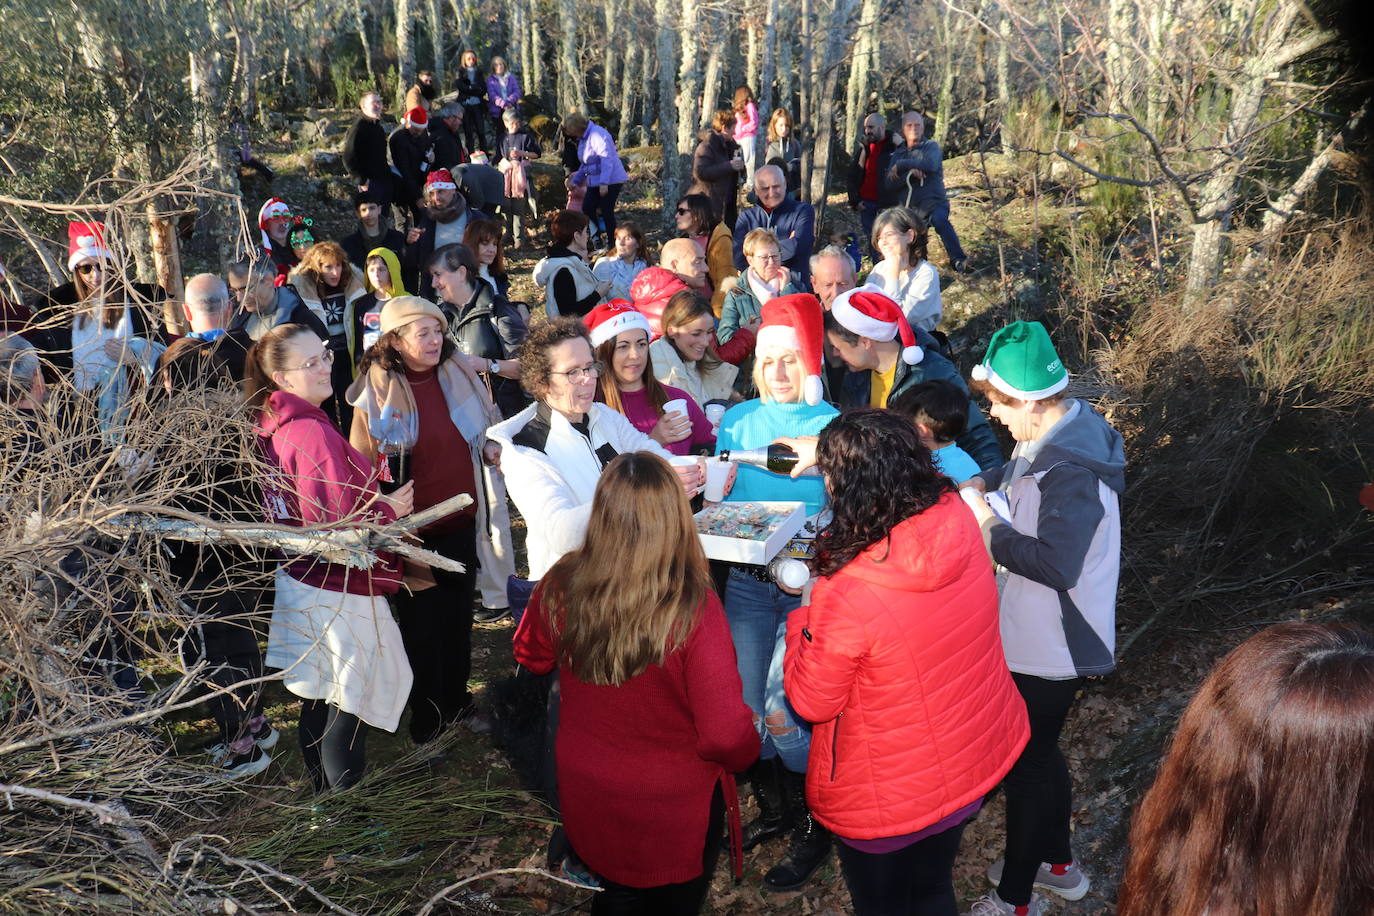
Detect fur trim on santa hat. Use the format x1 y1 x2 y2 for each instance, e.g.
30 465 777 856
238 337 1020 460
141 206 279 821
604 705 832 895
756 293 826 405
584 299 652 349
257 198 292 253
831 284 924 365
66 221 111 272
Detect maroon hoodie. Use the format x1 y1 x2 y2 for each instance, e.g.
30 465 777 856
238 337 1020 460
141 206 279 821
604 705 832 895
257 390 402 595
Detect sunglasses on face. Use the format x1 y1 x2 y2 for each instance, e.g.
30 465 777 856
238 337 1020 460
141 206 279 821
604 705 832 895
76 263 105 275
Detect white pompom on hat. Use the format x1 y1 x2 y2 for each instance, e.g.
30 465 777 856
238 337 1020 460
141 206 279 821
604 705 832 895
583 299 652 349
755 293 826 405
830 284 924 365
66 221 112 272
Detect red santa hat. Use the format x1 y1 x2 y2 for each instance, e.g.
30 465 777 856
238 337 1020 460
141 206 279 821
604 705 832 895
583 299 652 348
830 284 924 365
406 106 429 128
67 221 111 271
754 293 826 406
257 198 293 252
425 168 457 191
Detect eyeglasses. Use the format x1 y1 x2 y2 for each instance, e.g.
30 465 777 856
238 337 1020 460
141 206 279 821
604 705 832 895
752 252 782 263
552 361 603 383
675 207 691 215
75 263 105 275
283 350 335 373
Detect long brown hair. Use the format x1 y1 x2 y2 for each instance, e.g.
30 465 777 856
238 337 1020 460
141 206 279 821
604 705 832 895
297 241 352 291
462 217 508 278
539 452 711 686
733 85 755 111
1118 622 1374 916
243 323 317 417
594 331 668 416
660 290 722 372
767 108 793 144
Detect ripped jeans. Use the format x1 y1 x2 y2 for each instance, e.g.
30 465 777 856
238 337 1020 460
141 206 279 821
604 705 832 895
723 568 811 773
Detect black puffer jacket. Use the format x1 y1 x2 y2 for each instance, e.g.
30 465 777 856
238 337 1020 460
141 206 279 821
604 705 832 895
441 279 529 418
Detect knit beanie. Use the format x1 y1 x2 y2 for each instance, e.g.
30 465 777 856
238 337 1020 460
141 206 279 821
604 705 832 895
971 320 1068 400
583 299 651 348
830 284 923 365
755 293 826 405
380 296 448 335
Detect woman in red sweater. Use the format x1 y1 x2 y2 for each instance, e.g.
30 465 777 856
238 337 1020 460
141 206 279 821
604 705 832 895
248 324 414 791
784 409 1028 915
514 452 758 915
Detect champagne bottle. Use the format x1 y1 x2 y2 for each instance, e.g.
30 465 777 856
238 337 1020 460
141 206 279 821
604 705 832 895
717 444 819 477
376 406 408 494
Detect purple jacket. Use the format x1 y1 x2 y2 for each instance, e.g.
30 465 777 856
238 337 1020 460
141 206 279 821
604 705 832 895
571 121 629 188
486 72 523 117
257 390 401 595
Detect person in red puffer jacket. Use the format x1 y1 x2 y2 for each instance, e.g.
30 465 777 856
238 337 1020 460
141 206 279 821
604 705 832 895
784 409 1028 916
247 323 415 793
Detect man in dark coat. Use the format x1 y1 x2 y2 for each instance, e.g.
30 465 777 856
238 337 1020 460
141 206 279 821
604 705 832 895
845 112 901 260
342 92 393 208
389 106 437 226
339 191 406 269
430 102 468 171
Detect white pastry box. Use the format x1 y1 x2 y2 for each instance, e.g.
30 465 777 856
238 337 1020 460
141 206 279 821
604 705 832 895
694 501 808 565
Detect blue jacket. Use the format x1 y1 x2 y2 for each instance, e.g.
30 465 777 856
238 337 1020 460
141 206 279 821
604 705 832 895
838 331 1003 472
732 198 816 283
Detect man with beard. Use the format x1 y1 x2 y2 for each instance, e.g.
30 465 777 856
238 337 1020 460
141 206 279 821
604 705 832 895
406 69 438 114
402 169 490 299
389 106 437 226
343 92 393 209
430 102 468 171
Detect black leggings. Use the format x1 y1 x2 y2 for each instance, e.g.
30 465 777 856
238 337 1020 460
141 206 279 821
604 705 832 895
836 820 967 916
998 673 1085 906
299 700 367 792
185 610 263 748
590 786 725 916
393 525 478 744
582 183 623 239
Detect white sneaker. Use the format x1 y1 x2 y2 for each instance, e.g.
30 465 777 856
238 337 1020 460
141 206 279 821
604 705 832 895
219 746 272 780
986 858 1091 901
966 890 1044 916
207 723 279 766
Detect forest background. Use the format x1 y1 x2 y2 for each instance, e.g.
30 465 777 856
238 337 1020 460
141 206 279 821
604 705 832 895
0 0 1371 912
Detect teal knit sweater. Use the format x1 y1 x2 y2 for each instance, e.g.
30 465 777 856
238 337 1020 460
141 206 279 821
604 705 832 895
715 399 838 514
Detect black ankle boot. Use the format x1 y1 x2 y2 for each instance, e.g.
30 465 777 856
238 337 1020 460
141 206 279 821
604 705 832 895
741 758 790 850
763 768 831 891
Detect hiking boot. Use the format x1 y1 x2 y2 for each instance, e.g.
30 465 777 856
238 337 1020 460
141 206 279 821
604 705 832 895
741 758 790 850
762 768 831 891
219 745 272 780
967 890 1045 916
473 605 512 624
986 858 1091 901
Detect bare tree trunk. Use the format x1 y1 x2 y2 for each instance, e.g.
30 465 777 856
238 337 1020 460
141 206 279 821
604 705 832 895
777 25 794 115
842 0 877 152
997 13 1011 153
427 0 446 86
755 0 778 164
557 0 586 114
746 23 761 95
654 0 680 216
934 3 956 147
529 0 546 96
700 31 725 129
240 23 259 121
797 0 814 200
353 0 375 84
1184 9 1335 301
1105 0 1138 110
618 43 639 146
639 46 656 138
807 0 860 225
676 0 702 155
602 0 621 112
396 0 416 112
189 29 243 276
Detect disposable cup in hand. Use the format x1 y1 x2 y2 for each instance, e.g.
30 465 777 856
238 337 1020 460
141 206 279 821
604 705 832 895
703 457 731 502
704 403 726 429
662 398 688 421
667 454 703 495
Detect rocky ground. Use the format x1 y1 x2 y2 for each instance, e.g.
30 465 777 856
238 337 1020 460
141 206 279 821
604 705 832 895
170 112 1370 915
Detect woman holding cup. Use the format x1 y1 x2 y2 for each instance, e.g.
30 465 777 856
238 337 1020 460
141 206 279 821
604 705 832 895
713 294 838 892
584 300 715 457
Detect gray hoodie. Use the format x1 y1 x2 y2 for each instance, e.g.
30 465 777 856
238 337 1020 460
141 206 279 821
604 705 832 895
980 400 1126 678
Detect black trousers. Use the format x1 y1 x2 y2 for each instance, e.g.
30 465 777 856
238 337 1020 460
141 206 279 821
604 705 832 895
184 603 264 747
589 786 725 916
582 183 624 239
393 525 478 744
998 673 1085 906
461 106 487 153
299 699 367 792
836 821 967 916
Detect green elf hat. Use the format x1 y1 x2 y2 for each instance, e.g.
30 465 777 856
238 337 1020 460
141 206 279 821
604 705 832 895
970 320 1068 400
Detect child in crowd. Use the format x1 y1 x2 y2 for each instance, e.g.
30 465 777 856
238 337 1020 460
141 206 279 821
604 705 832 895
592 222 651 302
890 379 981 483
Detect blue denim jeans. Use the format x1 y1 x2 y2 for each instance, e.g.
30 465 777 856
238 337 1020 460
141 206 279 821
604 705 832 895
923 201 967 265
723 568 811 773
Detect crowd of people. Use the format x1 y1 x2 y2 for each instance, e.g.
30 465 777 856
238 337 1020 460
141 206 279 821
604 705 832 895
3 75 1369 916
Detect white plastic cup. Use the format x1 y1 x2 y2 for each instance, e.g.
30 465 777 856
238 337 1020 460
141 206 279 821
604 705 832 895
704 403 726 430
703 457 731 502
662 398 688 421
667 454 703 496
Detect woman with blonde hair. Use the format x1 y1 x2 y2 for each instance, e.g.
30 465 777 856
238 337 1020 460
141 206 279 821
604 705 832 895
246 322 414 791
514 452 758 913
287 240 368 431
1117 622 1374 916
